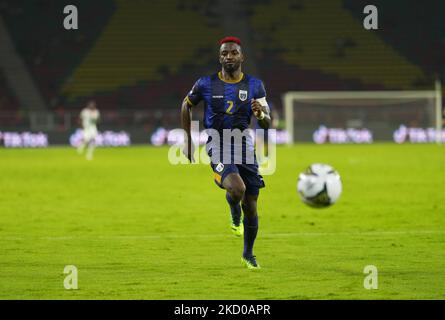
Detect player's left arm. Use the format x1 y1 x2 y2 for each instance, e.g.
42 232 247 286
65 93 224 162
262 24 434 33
251 80 271 129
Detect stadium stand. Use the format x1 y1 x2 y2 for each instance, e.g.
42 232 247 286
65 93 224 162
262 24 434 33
0 70 25 128
249 0 427 91
0 0 443 132
344 0 445 81
61 0 223 105
0 0 115 107
0 70 19 111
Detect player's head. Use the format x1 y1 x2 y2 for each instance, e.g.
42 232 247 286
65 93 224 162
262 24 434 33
86 100 96 110
219 36 244 74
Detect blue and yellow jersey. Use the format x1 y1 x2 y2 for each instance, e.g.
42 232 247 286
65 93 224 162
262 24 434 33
185 72 267 131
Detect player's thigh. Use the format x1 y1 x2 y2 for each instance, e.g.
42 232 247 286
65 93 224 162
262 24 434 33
238 164 265 197
85 129 98 143
83 129 93 141
211 163 245 196
222 172 246 198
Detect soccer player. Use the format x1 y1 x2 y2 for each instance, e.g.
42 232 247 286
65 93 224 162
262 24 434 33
77 100 100 161
181 36 271 269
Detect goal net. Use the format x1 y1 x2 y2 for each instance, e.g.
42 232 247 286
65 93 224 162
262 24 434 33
283 89 443 144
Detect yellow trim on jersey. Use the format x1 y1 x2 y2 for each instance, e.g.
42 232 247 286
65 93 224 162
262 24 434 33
214 172 222 184
184 96 195 107
218 71 244 84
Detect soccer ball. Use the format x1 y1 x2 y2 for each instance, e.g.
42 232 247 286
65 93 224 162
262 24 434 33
297 163 342 208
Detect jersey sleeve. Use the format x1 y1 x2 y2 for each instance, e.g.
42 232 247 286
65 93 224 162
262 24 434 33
254 80 270 113
254 80 267 99
184 78 204 107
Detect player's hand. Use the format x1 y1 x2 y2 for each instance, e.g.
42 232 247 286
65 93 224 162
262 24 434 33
251 99 264 119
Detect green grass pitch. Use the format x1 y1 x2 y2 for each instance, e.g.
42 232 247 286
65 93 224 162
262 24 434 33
0 144 444 299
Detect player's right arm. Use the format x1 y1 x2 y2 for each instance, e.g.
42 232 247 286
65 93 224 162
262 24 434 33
181 79 203 163
181 99 194 163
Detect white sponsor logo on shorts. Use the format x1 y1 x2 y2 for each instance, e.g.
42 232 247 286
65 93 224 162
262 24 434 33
216 163 224 172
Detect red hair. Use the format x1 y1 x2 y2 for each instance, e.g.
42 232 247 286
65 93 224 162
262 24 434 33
219 36 241 46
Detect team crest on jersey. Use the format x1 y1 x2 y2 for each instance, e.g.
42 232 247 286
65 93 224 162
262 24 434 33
238 90 248 101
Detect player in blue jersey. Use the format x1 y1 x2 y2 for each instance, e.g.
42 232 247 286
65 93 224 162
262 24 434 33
180 36 271 269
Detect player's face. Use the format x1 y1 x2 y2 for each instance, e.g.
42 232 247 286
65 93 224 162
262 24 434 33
219 43 244 73
87 101 96 109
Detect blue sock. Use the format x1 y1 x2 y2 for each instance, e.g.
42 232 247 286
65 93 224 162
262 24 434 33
243 215 258 258
226 193 242 226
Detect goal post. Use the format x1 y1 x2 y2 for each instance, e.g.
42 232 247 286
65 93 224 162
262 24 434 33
435 79 443 140
283 86 443 144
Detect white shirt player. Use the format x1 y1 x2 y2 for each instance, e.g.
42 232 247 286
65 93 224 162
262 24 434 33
77 101 100 160
80 106 100 142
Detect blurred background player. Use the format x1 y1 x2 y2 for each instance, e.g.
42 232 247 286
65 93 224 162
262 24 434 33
77 100 100 160
181 36 271 269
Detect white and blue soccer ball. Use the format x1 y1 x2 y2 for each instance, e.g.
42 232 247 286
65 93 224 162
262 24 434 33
297 163 342 208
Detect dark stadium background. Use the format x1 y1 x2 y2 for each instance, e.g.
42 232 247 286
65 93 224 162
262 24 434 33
0 0 444 144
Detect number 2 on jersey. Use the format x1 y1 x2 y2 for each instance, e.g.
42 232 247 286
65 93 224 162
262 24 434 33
225 100 234 115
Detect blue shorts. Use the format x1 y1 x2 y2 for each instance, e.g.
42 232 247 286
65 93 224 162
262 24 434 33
211 162 265 196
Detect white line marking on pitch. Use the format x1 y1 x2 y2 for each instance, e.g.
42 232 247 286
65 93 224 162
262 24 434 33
0 230 444 241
